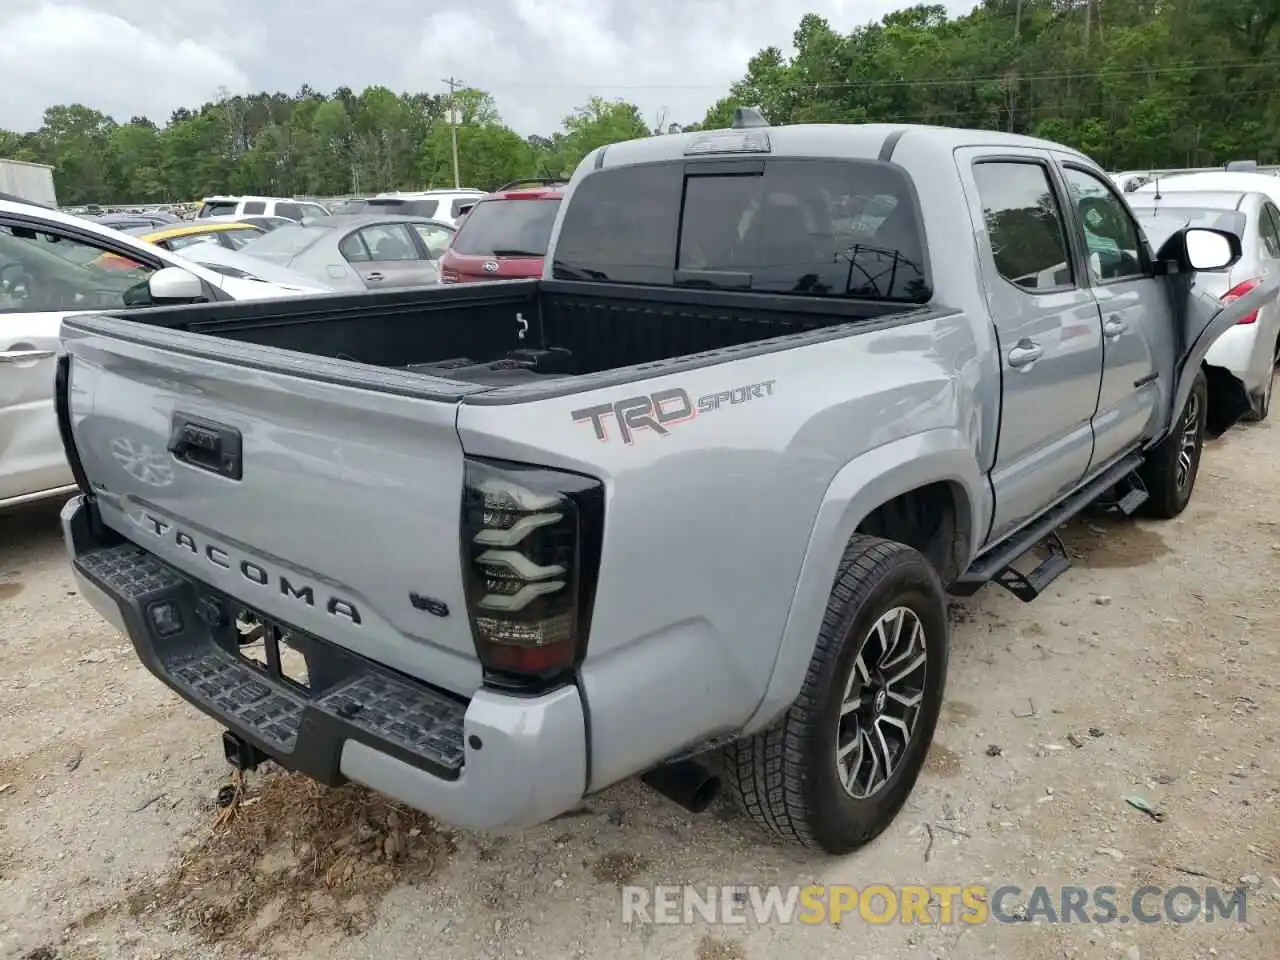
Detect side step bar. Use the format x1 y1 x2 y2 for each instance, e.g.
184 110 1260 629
952 452 1146 602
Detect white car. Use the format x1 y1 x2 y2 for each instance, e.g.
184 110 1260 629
368 189 486 226
1132 177 1280 418
195 196 332 222
0 194 324 511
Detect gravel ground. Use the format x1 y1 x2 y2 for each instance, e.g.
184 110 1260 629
1 419 1277 960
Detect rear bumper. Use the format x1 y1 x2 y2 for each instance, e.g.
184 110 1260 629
61 496 587 830
1204 324 1261 392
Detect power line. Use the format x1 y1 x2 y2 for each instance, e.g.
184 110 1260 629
465 58 1280 93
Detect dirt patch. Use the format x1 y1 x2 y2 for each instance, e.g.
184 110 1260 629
942 700 979 724
0 581 24 602
96 769 453 951
1065 517 1170 569
695 935 747 960
590 852 650 886
922 744 961 777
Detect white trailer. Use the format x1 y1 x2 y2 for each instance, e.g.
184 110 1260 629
0 158 57 207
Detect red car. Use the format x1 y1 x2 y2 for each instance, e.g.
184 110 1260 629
439 179 565 283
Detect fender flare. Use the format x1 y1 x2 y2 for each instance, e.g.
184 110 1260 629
739 430 987 736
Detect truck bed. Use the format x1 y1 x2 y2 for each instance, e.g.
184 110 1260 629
116 279 921 398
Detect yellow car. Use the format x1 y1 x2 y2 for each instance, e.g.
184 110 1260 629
130 220 266 252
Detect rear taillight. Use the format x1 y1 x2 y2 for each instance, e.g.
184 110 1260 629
1222 278 1261 324
461 458 604 683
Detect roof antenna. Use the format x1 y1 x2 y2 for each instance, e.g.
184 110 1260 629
1152 174 1161 202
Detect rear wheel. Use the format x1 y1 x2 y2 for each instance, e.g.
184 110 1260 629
1138 369 1207 520
723 536 948 854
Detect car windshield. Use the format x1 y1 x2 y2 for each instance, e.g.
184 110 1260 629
451 198 561 257
240 223 331 260
1132 206 1241 251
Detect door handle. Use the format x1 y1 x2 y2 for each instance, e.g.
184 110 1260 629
366 271 385 282
1103 317 1127 338
0 348 56 364
1007 340 1042 369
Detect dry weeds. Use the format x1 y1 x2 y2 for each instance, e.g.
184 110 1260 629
99 767 453 950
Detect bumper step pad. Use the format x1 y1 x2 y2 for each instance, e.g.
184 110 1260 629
75 543 467 780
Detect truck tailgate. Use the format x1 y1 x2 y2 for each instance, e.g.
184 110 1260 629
62 315 484 696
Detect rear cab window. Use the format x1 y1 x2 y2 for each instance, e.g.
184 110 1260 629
452 198 562 258
551 159 929 300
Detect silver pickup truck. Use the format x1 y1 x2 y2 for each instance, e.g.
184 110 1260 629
57 115 1274 854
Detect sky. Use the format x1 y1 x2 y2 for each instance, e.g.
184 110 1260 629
0 0 978 137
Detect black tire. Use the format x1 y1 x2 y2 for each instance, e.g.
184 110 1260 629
1138 368 1207 519
723 535 949 854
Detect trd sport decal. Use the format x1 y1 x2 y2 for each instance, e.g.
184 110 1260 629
571 379 776 444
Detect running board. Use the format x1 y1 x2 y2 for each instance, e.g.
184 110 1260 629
952 452 1146 602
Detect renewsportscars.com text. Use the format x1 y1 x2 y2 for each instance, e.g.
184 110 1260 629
621 884 1248 926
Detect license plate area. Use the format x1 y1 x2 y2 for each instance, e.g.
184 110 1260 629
234 608 311 690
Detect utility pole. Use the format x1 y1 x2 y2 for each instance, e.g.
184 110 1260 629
443 76 462 189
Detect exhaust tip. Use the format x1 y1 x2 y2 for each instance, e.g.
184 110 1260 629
641 760 722 814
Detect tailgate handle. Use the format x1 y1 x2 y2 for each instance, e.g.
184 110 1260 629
167 413 243 480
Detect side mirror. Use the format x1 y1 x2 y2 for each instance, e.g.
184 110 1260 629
1185 228 1238 270
148 266 206 302
1155 227 1241 274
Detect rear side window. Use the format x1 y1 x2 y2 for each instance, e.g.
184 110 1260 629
242 201 266 215
451 198 561 257
972 162 1073 291
552 160 929 300
451 198 477 218
367 198 439 218
197 201 237 218
1260 204 1280 259
274 202 305 221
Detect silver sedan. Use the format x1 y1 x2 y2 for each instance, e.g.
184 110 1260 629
237 214 456 291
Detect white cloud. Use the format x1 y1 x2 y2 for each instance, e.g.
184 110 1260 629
0 2 248 130
0 0 978 135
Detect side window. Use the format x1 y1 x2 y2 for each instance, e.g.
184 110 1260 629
274 202 304 221
300 203 328 219
1059 166 1146 283
0 224 156 313
971 161 1074 292
359 224 419 261
338 232 370 262
242 201 266 215
1260 205 1280 259
411 222 453 258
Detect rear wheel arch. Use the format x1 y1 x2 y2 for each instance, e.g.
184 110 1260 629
739 437 982 737
854 480 971 587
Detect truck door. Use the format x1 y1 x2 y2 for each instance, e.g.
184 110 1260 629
956 150 1105 544
1052 159 1168 466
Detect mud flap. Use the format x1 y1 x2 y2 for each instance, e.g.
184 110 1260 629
1168 273 1280 441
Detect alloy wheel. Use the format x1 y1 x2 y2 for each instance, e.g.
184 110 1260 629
835 606 929 800
1176 391 1200 491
